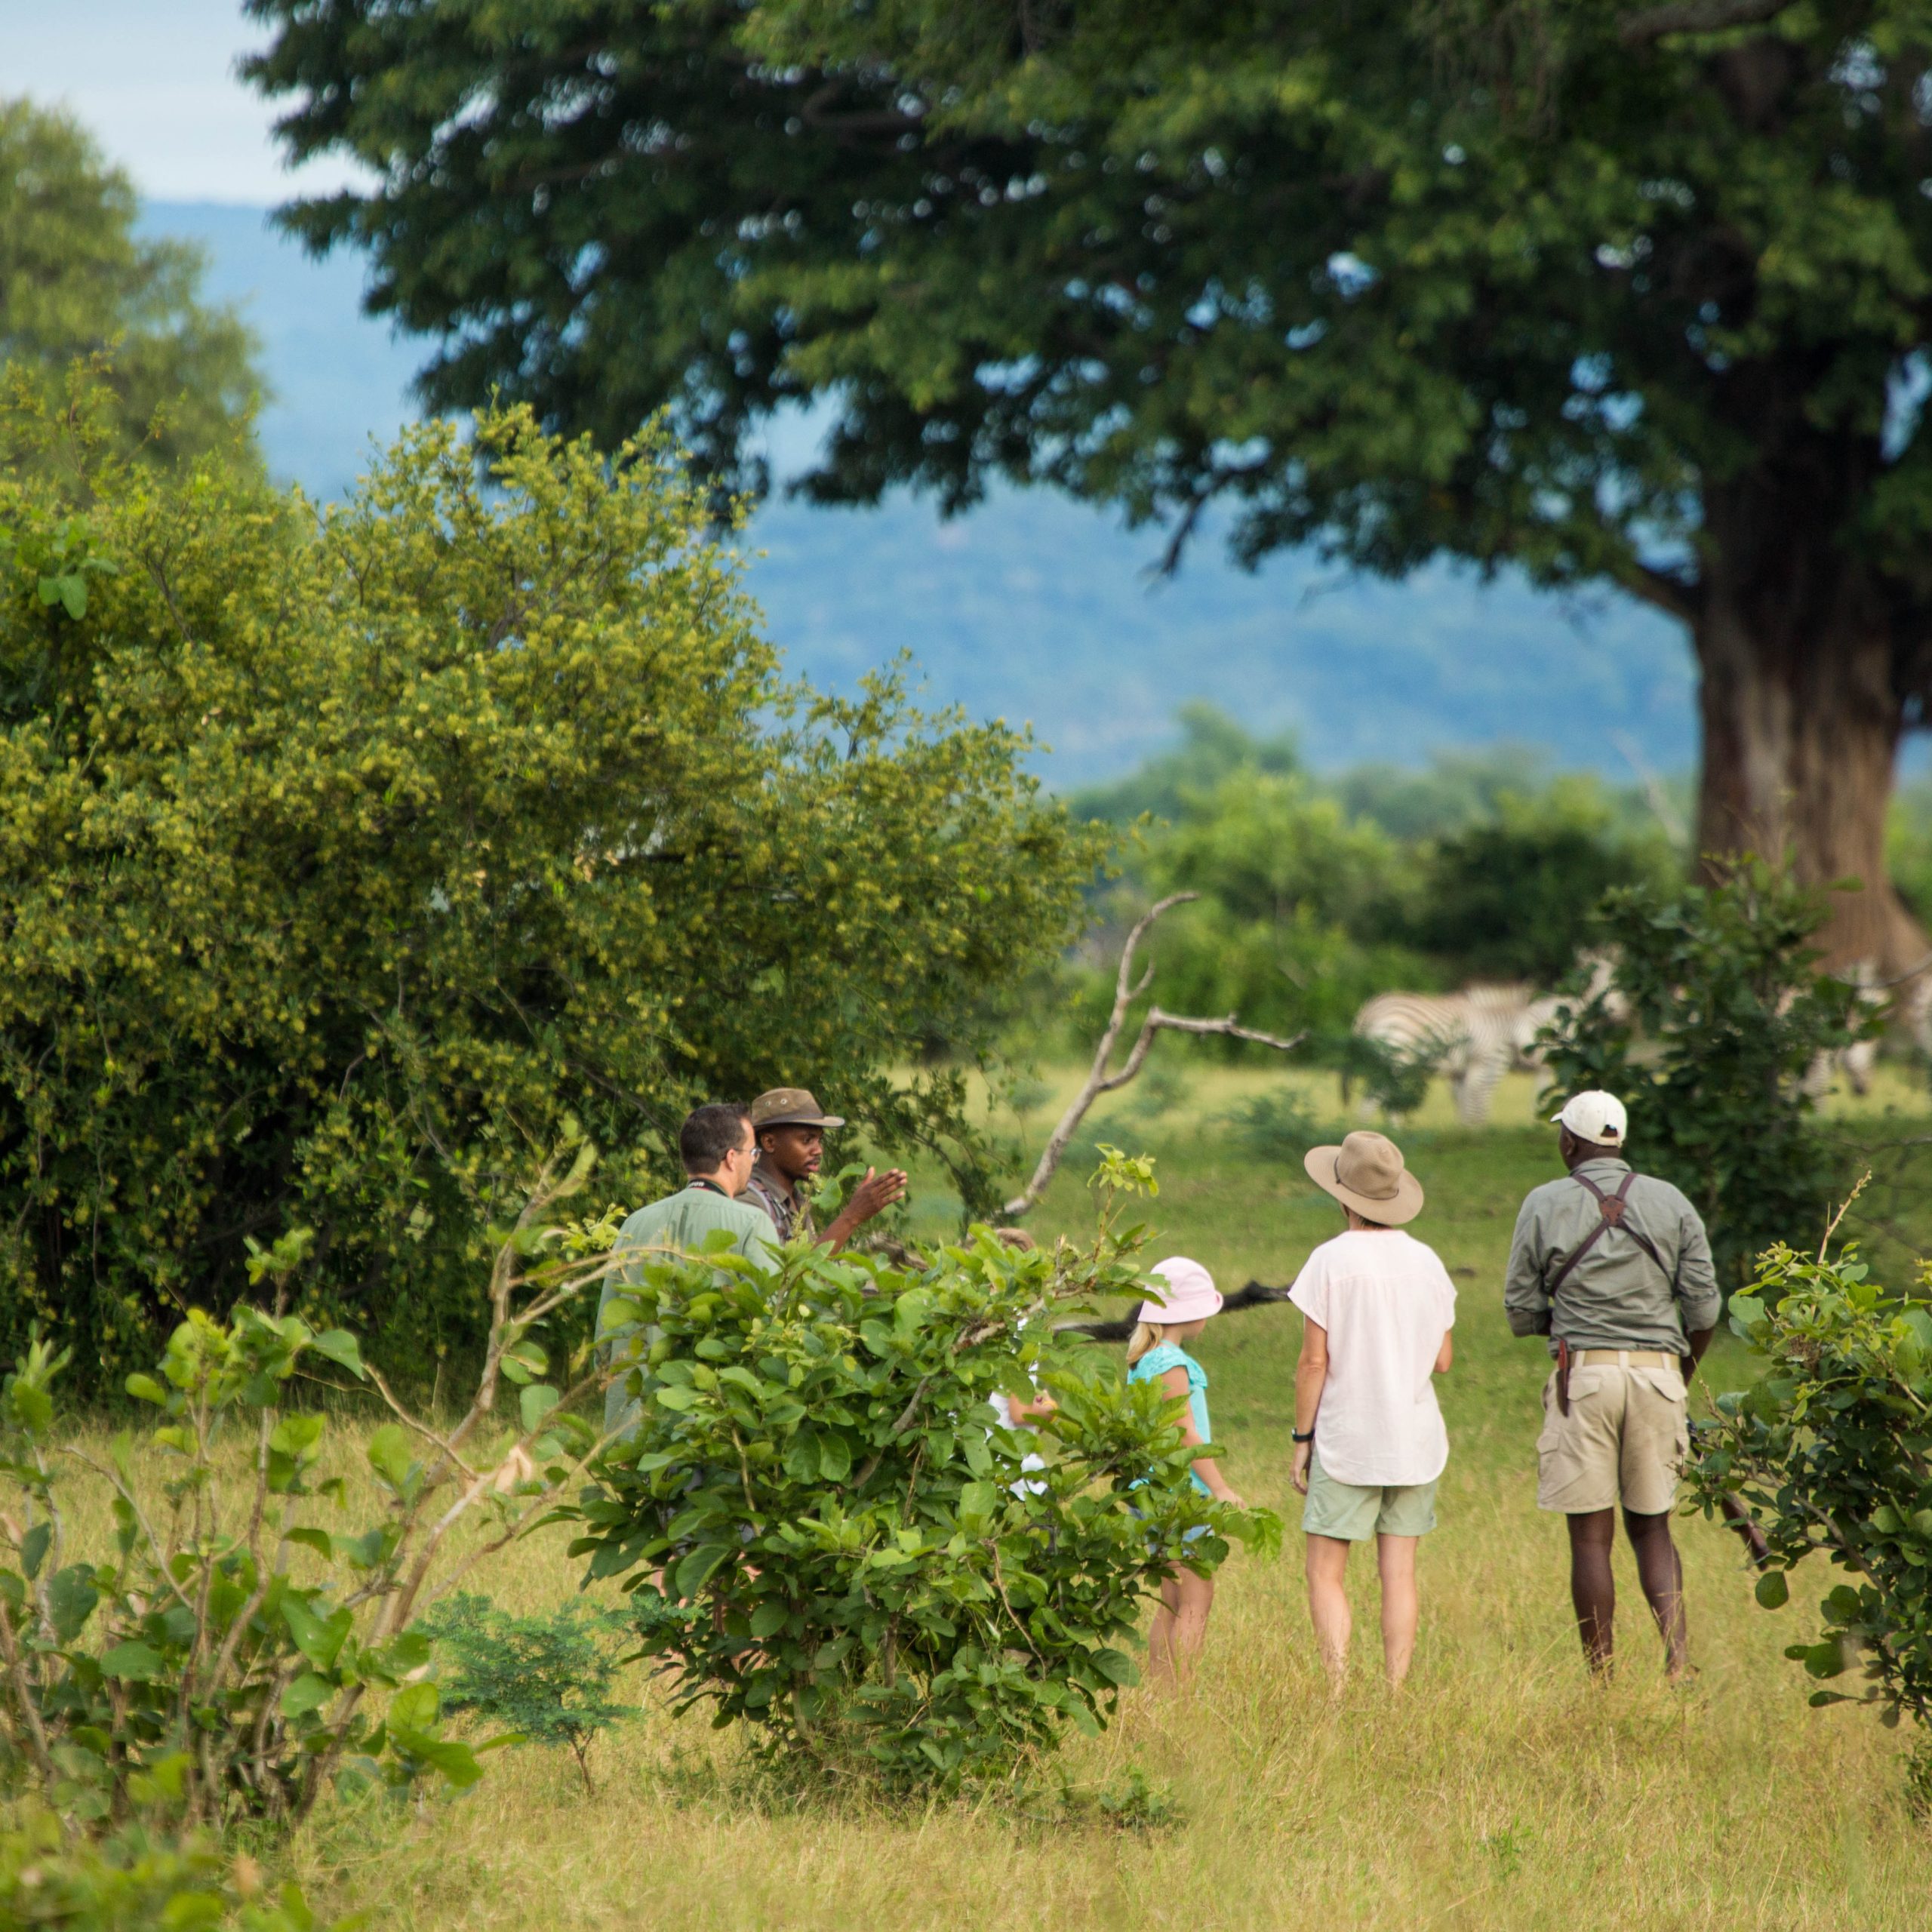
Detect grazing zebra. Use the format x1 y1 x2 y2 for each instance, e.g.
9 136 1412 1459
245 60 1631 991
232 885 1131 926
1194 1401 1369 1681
1351 985 1531 1126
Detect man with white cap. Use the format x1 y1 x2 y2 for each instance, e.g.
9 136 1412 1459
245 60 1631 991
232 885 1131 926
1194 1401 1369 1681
1506 1091 1721 1678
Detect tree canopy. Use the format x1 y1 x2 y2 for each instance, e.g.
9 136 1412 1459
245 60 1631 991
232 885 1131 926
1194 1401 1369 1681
247 0 1932 971
0 392 1099 1391
0 97 260 468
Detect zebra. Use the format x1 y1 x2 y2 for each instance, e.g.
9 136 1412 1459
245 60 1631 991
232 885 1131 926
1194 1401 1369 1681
1350 985 1531 1127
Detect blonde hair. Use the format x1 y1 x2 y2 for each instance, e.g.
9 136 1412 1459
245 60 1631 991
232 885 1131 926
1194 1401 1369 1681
1127 1320 1174 1367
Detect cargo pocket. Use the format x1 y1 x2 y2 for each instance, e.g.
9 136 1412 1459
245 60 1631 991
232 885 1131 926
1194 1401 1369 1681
1535 1370 1564 1456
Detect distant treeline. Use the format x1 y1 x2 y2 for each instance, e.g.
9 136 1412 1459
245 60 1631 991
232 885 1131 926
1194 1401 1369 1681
1040 705 1680 1051
1048 706 1932 1057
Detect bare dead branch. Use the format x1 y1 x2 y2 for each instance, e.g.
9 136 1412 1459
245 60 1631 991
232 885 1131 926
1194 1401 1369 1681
1002 897 1304 1217
1619 0 1790 44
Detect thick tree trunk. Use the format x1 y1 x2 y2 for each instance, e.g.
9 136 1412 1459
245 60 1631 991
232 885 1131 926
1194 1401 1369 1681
1692 493 1930 977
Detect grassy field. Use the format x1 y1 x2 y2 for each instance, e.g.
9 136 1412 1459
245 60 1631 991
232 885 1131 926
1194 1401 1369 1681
51 1060 1932 1927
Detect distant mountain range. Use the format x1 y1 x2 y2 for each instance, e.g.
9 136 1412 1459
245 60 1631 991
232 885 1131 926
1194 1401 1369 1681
144 200 1699 789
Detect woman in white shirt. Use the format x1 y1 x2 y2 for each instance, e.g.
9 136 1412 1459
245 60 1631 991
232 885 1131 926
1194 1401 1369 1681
1289 1131 1455 1687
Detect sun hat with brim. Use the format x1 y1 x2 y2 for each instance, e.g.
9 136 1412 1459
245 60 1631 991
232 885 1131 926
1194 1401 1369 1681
1136 1255 1223 1324
749 1086 846 1130
1303 1130 1425 1226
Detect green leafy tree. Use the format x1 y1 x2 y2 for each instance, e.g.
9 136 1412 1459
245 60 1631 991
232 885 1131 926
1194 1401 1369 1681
1687 1241 1932 1777
417 1594 631 1793
566 1157 1279 1790
0 389 1100 1391
248 0 1932 968
1540 860 1865 1285
1406 783 1675 983
0 98 260 469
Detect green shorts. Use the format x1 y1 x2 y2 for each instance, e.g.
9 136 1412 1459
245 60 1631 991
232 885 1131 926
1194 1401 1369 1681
1302 1450 1438 1542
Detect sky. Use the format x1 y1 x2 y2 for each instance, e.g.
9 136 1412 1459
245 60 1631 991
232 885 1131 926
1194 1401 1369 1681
0 0 365 201
0 0 1706 786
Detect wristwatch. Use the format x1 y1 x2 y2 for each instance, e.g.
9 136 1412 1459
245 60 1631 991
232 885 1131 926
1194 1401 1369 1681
1292 1429 1315 1444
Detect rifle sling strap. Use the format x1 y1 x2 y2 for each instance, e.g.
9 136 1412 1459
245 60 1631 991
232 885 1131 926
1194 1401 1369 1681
1546 1171 1672 1300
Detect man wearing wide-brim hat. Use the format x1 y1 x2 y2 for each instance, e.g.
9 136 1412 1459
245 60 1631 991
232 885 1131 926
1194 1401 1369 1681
743 1087 907 1250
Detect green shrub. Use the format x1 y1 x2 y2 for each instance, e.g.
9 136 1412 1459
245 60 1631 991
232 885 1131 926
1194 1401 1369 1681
1538 860 1864 1285
417 1594 630 1793
0 1149 624 1832
0 388 1103 1391
0 1807 341 1930
1686 1240 1932 1749
566 1154 1280 1791
1216 1086 1320 1162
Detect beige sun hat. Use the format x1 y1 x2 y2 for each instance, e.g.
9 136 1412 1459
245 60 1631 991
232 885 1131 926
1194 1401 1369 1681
1303 1129 1425 1226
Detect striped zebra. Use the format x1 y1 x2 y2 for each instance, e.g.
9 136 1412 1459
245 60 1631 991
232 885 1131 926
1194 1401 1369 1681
1350 985 1531 1126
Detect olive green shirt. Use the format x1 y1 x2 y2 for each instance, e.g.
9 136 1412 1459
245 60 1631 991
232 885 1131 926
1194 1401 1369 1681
743 1154 817 1243
596 1183 777 1435
1503 1156 1722 1355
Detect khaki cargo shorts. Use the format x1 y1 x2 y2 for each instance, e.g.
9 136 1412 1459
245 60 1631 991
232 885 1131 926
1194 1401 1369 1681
1535 1358 1688 1516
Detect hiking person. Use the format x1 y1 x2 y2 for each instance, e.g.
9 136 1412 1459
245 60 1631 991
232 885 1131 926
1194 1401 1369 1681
1290 1131 1456 1688
596 1102 777 1438
742 1087 908 1247
1126 1257 1244 1685
1505 1091 1721 1678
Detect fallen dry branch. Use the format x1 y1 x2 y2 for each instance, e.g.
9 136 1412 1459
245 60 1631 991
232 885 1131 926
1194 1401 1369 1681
1003 891 1304 1219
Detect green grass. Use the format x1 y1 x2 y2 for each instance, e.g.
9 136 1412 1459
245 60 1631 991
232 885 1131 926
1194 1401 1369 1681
135 1067 1932 1923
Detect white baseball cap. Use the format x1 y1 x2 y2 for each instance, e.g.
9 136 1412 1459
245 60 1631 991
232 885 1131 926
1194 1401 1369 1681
1551 1091 1628 1146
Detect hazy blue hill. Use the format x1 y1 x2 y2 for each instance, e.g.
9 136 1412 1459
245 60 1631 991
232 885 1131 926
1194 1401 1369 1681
143 200 1697 787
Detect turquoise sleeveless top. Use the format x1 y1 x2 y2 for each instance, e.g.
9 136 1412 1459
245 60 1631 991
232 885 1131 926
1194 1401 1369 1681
1130 1342 1213 1495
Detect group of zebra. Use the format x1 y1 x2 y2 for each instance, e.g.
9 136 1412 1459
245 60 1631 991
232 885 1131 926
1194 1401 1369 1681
1351 955 1886 1126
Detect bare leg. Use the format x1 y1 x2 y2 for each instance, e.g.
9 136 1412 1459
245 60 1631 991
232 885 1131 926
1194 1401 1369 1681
1566 1508 1617 1672
1623 1507 1688 1678
1306 1534 1353 1687
1148 1568 1215 1687
1376 1534 1420 1686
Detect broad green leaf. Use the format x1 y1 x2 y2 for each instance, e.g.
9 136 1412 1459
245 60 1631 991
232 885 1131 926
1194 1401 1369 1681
309 1329 368 1379
19 1521 51 1580
1754 1571 1789 1610
750 1600 790 1638
47 1564 97 1641
366 1423 414 1489
519 1383 561 1434
674 1543 733 1597
281 1672 335 1719
124 1373 169 1406
817 1430 852 1483
100 1639 165 1680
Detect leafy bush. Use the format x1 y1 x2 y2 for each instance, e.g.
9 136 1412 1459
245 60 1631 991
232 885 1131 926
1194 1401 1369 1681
1406 786 1673 983
1538 860 1863 1285
1686 1241 1932 1746
418 1593 630 1793
567 1155 1280 1790
1321 1030 1449 1123
1216 1085 1321 1162
0 389 1103 1390
0 1806 341 1931
0 1148 625 1832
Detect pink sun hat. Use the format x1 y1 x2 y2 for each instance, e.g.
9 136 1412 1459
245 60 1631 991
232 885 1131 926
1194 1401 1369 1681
1137 1255 1223 1324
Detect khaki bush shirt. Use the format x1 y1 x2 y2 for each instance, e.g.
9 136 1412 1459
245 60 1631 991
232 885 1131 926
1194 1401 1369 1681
595 1183 777 1434
1504 1157 1721 1355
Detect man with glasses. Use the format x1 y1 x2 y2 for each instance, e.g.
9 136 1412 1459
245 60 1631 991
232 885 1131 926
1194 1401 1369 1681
596 1102 777 1436
743 1087 907 1248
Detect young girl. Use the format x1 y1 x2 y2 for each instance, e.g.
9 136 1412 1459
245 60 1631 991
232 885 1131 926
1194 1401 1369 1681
1290 1131 1454 1688
1127 1255 1245 1684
